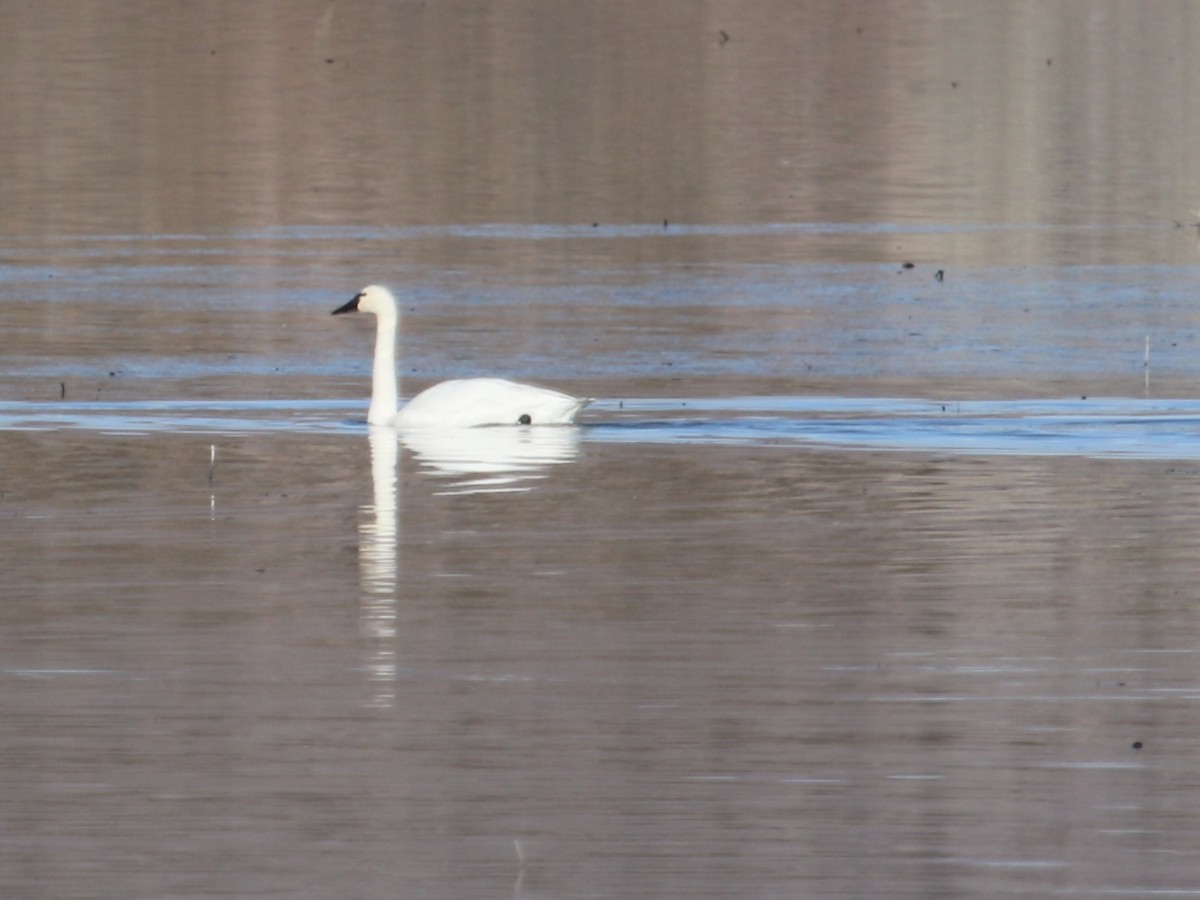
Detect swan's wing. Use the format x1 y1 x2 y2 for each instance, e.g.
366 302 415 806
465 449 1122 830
395 378 589 428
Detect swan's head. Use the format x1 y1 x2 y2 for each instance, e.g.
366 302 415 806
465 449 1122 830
331 285 397 317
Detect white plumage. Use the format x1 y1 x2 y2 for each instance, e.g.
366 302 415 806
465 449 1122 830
333 285 590 428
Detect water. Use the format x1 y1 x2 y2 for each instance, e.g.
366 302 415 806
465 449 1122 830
6 2 1200 897
8 420 1200 897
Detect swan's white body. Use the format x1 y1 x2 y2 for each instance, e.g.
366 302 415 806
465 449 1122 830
333 285 590 428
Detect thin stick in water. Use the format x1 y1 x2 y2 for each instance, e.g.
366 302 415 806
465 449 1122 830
1144 335 1150 395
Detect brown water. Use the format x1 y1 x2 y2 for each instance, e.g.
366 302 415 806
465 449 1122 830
6 2 1200 897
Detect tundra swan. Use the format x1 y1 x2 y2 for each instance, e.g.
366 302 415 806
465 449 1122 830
332 285 590 428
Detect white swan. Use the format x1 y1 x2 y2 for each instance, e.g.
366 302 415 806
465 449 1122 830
332 285 590 428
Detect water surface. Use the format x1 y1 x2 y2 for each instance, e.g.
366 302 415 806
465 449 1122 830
6 3 1200 898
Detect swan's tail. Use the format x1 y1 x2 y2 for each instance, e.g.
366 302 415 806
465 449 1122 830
540 395 590 425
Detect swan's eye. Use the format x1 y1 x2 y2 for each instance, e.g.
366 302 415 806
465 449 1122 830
518 414 532 425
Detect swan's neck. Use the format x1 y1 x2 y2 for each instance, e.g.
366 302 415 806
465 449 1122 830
368 309 399 425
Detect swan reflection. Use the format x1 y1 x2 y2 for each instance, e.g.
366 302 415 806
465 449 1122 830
359 426 398 707
355 424 582 705
398 425 582 494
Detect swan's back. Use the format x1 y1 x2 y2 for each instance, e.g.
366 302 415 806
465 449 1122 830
393 377 589 428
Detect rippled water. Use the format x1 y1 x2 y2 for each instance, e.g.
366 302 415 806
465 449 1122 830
8 2 1200 898
8 414 1200 898
8 394 1200 466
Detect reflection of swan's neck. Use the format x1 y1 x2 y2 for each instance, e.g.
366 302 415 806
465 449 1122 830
364 425 398 583
369 308 399 426
361 426 398 707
